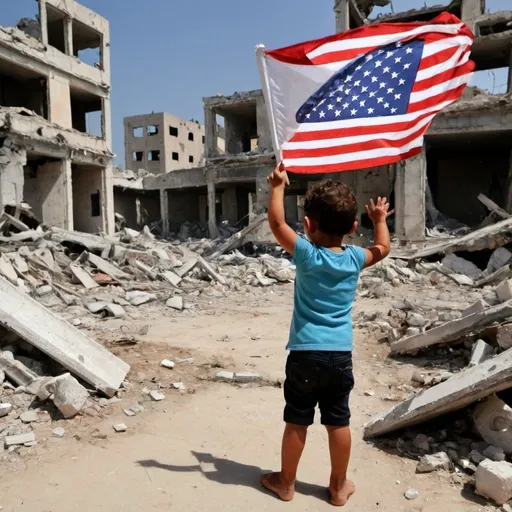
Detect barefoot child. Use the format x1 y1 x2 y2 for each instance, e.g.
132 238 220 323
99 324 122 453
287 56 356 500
261 163 393 506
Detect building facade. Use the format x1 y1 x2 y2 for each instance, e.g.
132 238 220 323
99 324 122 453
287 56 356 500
0 0 115 234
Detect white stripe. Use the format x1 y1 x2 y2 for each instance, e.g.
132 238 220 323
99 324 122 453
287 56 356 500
410 73 471 103
421 35 473 58
295 100 454 133
416 46 471 81
282 114 435 150
284 136 424 167
307 23 462 60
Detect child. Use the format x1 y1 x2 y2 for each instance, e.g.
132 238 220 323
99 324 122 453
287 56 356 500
261 163 393 507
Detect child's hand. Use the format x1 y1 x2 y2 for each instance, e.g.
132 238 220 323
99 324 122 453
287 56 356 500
267 163 288 189
366 197 394 223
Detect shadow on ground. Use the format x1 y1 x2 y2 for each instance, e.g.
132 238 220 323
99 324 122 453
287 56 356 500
137 451 328 501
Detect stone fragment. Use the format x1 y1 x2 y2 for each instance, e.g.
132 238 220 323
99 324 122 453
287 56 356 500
469 339 494 367
407 312 427 327
416 452 452 473
20 410 39 423
497 324 512 351
0 403 12 418
496 280 512 303
462 299 489 317
364 390 375 397
149 390 165 401
216 371 234 382
166 296 184 311
125 290 157 306
234 371 261 383
475 460 512 505
442 254 482 279
50 373 90 419
160 359 175 369
172 382 185 391
487 248 512 274
0 351 38 387
404 488 420 500
123 408 136 417
130 404 144 414
4 432 35 447
52 427 65 438
413 433 430 452
470 450 486 464
113 423 127 433
103 304 126 318
502 504 512 512
483 446 506 462
35 285 53 297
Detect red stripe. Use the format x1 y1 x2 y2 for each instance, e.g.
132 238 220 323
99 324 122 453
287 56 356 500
412 59 474 92
284 147 422 174
266 12 470 66
289 109 437 142
417 45 460 71
283 124 429 160
408 84 467 112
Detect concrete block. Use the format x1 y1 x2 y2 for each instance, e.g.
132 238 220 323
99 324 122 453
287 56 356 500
149 390 165 401
69 264 99 289
125 291 156 306
159 271 182 287
487 248 512 274
0 277 129 396
474 395 512 454
50 373 89 419
483 446 506 462
469 340 494 367
216 371 234 382
234 371 261 383
463 299 489 317
35 285 53 297
416 452 452 473
20 410 39 423
475 460 512 505
52 427 65 438
87 252 129 280
123 408 136 417
0 351 38 387
5 432 35 447
176 258 198 278
496 280 512 303
160 360 175 369
166 296 183 311
0 403 12 417
407 312 427 327
391 301 512 355
113 423 127 433
364 347 512 438
442 254 482 279
103 304 125 318
497 324 512 351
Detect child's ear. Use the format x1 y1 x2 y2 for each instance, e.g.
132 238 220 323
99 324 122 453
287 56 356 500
304 216 316 233
348 221 358 235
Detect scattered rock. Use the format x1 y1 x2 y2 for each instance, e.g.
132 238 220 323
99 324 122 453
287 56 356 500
475 460 512 505
4 432 35 447
20 410 39 423
407 312 427 327
413 434 430 452
50 373 90 419
123 408 136 417
160 359 175 369
483 446 507 462
216 371 234 382
166 296 184 311
113 423 127 433
234 371 261 383
52 427 65 438
416 452 452 473
364 390 375 397
470 450 486 465
0 403 12 418
125 290 156 306
149 390 165 401
404 488 420 500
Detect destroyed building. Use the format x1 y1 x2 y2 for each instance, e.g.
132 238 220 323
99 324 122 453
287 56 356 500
124 113 206 174
0 0 115 235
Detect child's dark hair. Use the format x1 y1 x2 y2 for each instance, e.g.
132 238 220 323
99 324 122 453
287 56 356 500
304 180 358 237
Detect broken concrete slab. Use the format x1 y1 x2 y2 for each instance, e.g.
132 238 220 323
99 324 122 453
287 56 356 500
198 257 226 285
69 264 99 289
469 339 494 367
86 252 129 281
0 276 129 396
125 290 156 306
4 432 35 447
476 265 512 288
50 228 112 253
0 255 19 285
20 410 39 423
390 301 512 355
103 304 126 318
497 324 512 351
175 258 198 278
364 347 512 438
442 254 482 279
0 403 12 418
50 373 89 419
133 260 158 281
496 280 512 303
463 299 490 317
216 371 234 382
166 296 183 311
487 248 512 274
159 271 182 287
0 351 38 386
234 371 261 383
475 460 512 505
416 452 452 473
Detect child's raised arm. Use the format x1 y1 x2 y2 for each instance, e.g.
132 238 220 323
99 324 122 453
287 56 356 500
363 197 393 268
267 163 298 255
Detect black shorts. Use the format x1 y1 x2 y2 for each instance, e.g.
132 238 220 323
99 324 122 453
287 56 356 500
284 351 354 427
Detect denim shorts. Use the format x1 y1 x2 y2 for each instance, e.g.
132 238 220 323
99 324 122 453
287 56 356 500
284 351 354 427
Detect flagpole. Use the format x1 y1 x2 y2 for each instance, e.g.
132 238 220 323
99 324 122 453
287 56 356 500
256 44 290 185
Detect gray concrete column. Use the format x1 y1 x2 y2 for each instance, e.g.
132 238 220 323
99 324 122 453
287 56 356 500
204 107 217 159
39 0 48 47
64 17 73 56
207 175 218 239
63 159 73 230
103 164 115 235
256 97 272 153
221 186 238 225
160 189 169 238
461 0 484 32
256 168 270 214
0 140 25 213
334 0 350 33
394 149 427 242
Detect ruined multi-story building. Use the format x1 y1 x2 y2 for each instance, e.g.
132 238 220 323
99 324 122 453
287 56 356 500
138 0 512 243
124 113 205 174
0 0 114 234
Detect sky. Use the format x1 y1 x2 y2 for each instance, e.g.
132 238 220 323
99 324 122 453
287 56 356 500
3 0 510 167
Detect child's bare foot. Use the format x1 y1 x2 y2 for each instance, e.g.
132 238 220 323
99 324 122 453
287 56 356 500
260 472 295 501
329 479 355 506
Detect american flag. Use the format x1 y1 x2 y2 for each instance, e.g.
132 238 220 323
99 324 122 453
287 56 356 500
257 13 474 174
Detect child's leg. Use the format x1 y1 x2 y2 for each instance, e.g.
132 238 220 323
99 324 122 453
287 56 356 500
261 423 308 501
326 425 355 506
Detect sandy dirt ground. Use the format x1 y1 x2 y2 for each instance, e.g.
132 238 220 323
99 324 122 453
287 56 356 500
0 283 494 511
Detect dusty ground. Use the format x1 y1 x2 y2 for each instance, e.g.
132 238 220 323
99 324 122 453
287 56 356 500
0 282 495 511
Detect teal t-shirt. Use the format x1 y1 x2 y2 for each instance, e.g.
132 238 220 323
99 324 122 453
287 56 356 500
287 236 366 352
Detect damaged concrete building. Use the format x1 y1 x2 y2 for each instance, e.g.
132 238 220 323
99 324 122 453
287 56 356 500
123 0 512 243
0 0 114 234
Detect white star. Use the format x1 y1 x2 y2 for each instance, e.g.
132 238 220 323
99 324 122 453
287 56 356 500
361 86 368 93
345 88 351 94
395 57 402 63
399 79 406 85
383 67 390 73
319 99 326 106
365 54 373 61
329 91 336 97
363 70 371 77
387 88 394 94
386 51 394 58
313 107 317 112
391 72 399 79
356 65 362 71
354 80 361 87
379 82 386 89
350 109 357 116
335 110 341 117
359 100 366 107
328 104 334 110
369 91 377 97
352 94 359 101
337 85 344 92
368 107 374 114
319 111 326 118
375 60 382 67
336 97 342 103
306 113 311 119
391 107 397 113
342 102 349 109
377 97 383 103
406 47 413 54
384 102 390 108
396 42 403 47
345 75 353 82
403 63 411 70
371 76 378 83
394 93 401 100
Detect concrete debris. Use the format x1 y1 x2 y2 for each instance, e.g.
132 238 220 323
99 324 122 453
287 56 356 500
441 254 482 280
0 351 38 387
483 446 506 462
497 280 512 303
160 360 175 369
113 423 127 433
0 403 12 418
487 248 512 274
234 371 261 383
125 290 156 306
69 264 99 289
166 296 184 311
20 410 39 423
416 452 452 473
149 390 165 401
469 339 494 367
404 488 420 500
497 324 512 351
49 373 90 419
216 371 234 382
470 450 486 464
4 432 35 447
463 299 489 317
413 433 430 452
475 460 512 505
